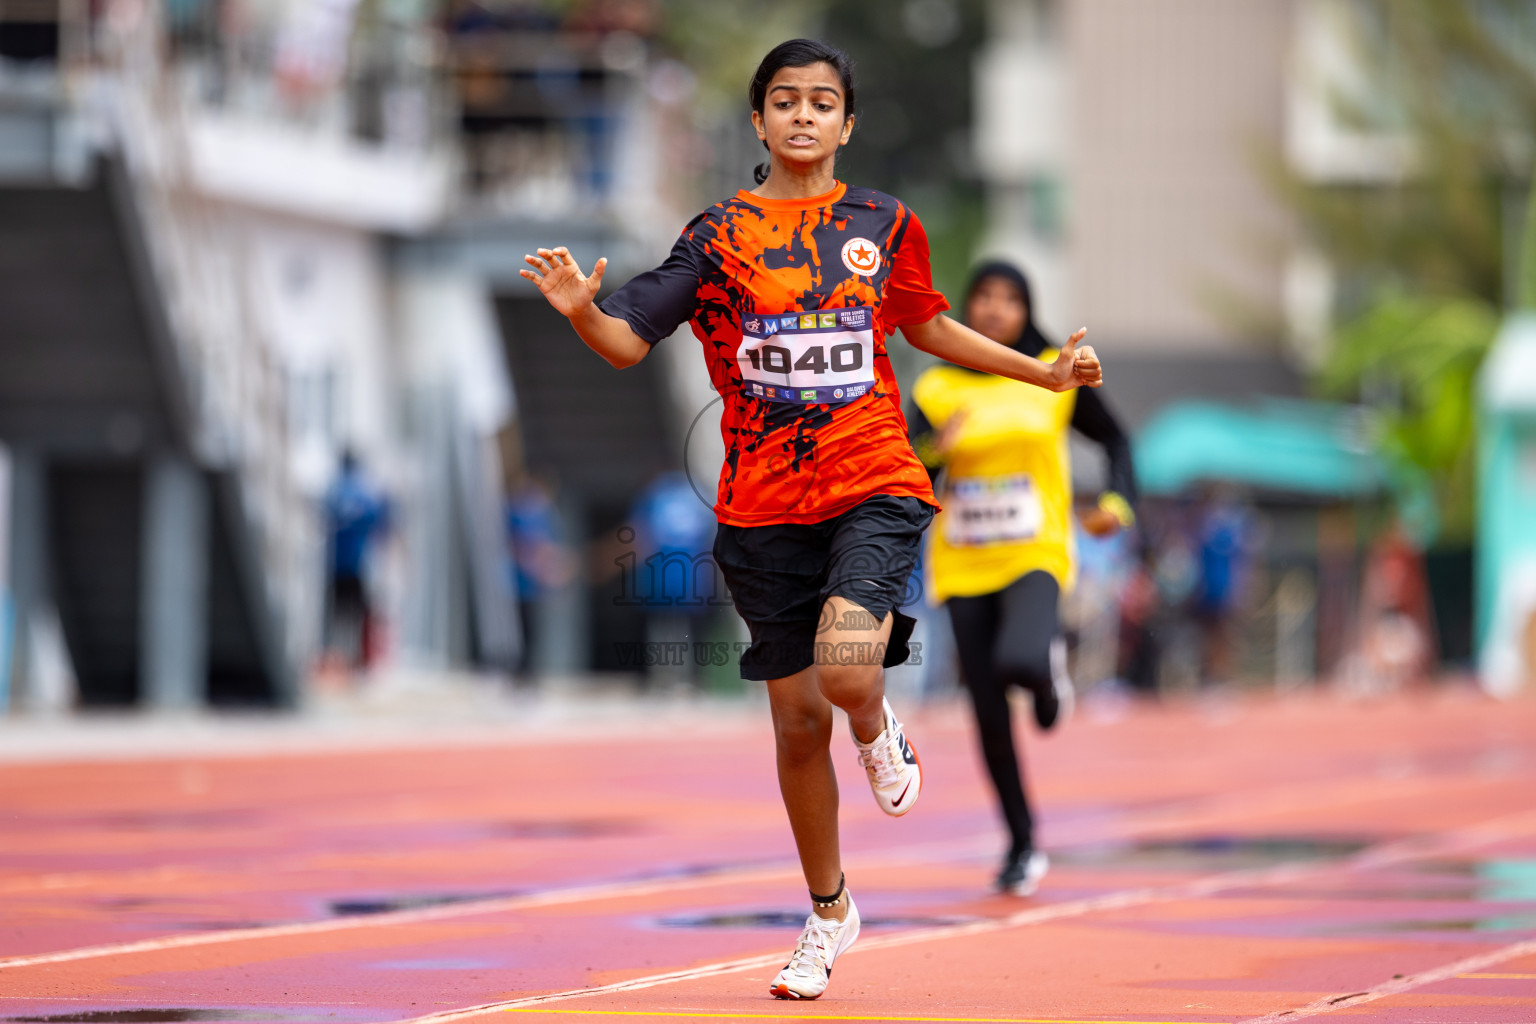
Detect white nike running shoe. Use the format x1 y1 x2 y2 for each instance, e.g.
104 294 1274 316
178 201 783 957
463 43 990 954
852 698 922 816
769 894 861 999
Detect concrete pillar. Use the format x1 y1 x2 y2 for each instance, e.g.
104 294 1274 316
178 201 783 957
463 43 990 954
4 447 46 713
537 492 588 675
139 455 209 710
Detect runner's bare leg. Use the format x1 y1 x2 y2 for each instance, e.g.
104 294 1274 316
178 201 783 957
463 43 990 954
817 595 894 743
765 599 895 920
766 667 843 918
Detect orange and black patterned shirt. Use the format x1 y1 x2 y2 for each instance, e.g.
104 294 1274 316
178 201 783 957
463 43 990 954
601 182 946 527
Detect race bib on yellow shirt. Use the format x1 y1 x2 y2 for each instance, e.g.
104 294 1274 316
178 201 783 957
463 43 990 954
738 307 876 405
944 474 1043 546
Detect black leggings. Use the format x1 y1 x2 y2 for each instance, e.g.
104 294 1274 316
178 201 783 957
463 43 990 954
945 570 1061 858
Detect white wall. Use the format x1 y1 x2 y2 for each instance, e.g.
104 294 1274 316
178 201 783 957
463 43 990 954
239 212 399 494
1066 0 1294 352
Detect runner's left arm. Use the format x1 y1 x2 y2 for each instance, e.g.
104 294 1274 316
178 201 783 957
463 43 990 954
902 315 1101 393
880 207 1099 392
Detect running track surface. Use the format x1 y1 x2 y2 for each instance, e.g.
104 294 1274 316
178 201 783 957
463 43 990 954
2 688 1535 1024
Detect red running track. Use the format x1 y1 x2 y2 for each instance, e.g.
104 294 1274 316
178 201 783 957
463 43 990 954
1 687 1534 1024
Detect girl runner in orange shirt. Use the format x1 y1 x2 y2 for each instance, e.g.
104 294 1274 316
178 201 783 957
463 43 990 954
521 38 1102 1000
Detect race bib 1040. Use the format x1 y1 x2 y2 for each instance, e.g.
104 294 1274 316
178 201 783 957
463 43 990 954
737 306 877 405
944 473 1043 546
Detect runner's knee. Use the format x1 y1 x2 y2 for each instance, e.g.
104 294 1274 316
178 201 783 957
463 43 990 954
815 661 881 709
772 701 832 758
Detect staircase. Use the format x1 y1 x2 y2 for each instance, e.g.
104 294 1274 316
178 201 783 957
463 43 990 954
494 295 677 672
495 295 675 505
0 3 309 709
0 170 296 708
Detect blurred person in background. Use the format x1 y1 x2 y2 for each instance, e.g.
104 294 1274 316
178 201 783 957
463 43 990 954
1117 545 1163 695
518 39 1102 1000
323 449 391 674
628 469 718 690
909 261 1135 896
506 475 575 682
1193 488 1256 686
1354 521 1436 693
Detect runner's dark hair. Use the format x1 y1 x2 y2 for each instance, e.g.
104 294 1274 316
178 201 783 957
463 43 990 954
749 39 856 185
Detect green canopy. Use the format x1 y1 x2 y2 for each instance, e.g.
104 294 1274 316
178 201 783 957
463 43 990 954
1133 400 1387 498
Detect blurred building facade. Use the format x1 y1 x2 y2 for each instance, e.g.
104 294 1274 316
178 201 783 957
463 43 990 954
0 0 506 712
3 0 1516 712
974 0 1300 407
970 0 1486 689
0 0 718 713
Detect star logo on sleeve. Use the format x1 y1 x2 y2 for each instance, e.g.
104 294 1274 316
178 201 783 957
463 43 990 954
841 237 882 277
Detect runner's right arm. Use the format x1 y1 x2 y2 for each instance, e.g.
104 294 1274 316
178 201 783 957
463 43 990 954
521 247 651 368
525 231 705 369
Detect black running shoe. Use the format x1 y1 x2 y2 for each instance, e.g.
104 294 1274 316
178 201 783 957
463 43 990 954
996 849 1049 896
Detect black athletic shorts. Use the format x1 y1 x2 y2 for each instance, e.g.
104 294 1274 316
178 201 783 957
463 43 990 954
713 494 936 681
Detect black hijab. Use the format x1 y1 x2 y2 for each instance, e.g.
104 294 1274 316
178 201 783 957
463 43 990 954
963 260 1053 358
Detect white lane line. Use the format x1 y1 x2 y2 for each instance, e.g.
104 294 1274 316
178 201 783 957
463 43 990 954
0 830 1011 972
387 811 1536 1024
0 755 1503 898
388 864 1328 1024
1237 937 1536 1023
0 865 799 971
2 793 1530 977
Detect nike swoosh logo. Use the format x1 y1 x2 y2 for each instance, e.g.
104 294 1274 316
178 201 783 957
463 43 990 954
891 778 913 809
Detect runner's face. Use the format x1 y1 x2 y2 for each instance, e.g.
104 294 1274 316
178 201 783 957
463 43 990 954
752 63 853 174
965 276 1028 346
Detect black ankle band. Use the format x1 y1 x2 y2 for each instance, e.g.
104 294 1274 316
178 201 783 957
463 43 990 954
810 873 845 908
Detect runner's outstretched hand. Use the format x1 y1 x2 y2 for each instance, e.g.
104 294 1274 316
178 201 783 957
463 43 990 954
521 247 608 318
519 246 648 369
1049 329 1101 391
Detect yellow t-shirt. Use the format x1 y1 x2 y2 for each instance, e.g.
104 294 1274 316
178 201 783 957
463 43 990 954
912 354 1079 603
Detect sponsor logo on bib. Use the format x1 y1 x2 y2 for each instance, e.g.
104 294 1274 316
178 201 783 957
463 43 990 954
841 237 881 276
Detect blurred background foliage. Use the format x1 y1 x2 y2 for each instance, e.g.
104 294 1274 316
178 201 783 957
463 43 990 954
1287 0 1536 542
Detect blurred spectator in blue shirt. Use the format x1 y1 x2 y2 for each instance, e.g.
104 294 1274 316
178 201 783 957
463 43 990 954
1194 491 1256 685
629 471 718 688
506 476 574 679
324 450 390 671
